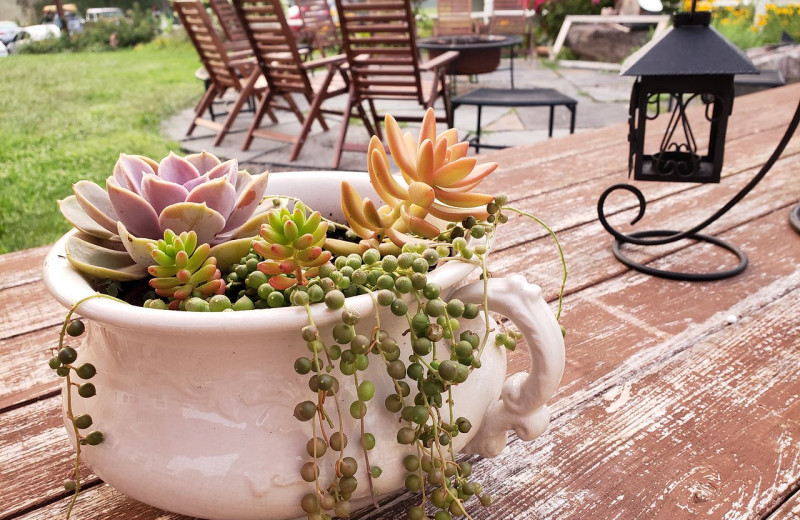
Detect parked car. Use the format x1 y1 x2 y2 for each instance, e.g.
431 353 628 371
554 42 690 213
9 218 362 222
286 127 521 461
6 24 61 53
85 7 124 23
0 20 19 44
0 40 8 58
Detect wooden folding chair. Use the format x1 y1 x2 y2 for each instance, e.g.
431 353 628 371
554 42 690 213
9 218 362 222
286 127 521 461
209 0 250 53
435 0 474 37
489 0 532 57
296 0 341 57
333 0 459 168
233 0 351 161
174 0 275 146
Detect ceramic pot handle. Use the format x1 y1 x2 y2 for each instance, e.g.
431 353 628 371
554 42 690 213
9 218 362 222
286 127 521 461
449 275 565 458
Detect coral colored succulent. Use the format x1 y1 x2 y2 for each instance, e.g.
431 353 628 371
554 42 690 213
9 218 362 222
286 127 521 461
59 151 270 281
147 230 226 304
253 203 332 290
338 109 498 249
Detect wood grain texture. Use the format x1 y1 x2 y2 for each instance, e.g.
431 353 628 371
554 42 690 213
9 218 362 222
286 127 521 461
768 491 800 519
0 246 47 291
0 396 96 518
1 83 799 520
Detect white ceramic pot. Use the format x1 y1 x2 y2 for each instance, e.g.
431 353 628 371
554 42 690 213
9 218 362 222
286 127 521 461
43 171 565 520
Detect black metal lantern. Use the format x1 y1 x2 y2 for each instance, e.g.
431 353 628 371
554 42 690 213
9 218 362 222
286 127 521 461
622 9 757 184
597 1 800 281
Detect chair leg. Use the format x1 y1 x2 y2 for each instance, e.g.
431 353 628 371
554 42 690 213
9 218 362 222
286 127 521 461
243 90 275 151
309 91 330 132
284 94 305 124
332 86 356 170
290 66 338 162
189 85 220 136
368 100 382 141
214 72 260 147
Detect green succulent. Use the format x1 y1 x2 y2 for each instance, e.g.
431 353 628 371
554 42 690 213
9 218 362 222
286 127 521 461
147 230 226 303
253 203 332 290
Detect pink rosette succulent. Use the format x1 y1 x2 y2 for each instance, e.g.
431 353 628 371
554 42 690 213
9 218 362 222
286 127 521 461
59 151 270 281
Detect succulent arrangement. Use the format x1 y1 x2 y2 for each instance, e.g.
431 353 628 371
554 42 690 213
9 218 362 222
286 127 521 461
51 109 565 520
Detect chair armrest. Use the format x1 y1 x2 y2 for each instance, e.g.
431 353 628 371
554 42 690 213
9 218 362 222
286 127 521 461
420 50 459 71
302 53 347 70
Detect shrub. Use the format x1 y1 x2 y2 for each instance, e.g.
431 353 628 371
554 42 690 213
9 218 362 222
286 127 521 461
536 0 616 44
19 2 158 54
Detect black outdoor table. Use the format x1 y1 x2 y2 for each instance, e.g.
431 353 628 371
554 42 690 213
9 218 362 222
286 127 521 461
451 87 578 152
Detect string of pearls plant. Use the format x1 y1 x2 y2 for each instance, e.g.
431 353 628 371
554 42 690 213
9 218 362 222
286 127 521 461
51 109 566 520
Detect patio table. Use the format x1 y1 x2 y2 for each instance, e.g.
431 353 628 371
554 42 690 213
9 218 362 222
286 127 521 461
2 83 800 519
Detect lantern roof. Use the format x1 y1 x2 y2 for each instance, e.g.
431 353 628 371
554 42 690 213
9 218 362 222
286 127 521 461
621 12 758 77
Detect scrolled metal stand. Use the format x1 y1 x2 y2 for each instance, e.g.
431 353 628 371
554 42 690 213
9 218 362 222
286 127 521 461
598 98 800 281
791 203 800 234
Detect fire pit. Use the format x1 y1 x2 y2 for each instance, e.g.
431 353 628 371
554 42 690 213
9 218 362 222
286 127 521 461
418 34 522 75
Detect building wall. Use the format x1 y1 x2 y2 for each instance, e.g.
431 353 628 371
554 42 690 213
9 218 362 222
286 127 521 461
0 0 33 24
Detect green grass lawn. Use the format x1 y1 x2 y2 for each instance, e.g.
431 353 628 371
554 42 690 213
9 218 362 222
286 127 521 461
0 39 202 254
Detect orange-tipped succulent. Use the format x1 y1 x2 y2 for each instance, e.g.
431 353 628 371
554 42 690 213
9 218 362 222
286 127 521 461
340 108 498 249
253 202 332 290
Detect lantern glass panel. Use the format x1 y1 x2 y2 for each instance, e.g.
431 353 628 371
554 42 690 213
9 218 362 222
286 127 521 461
630 75 733 184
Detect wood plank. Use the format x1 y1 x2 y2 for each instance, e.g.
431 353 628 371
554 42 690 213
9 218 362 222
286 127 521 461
2 127 795 413
0 325 61 410
488 151 800 302
10 484 192 520
2 82 798 520
484 119 800 258
4 208 797 520
481 82 800 187
768 490 800 519
0 396 96 518
351 275 800 519
0 246 48 291
480 285 800 519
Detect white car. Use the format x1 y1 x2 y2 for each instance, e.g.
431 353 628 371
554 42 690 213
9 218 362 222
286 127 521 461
0 20 19 44
6 24 60 53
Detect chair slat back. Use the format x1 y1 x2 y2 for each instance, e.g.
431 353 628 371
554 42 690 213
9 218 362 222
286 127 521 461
335 0 423 103
296 0 340 53
489 0 527 36
209 0 248 43
174 0 240 90
436 0 473 36
233 0 313 95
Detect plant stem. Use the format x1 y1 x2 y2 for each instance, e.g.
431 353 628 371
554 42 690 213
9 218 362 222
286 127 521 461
503 206 567 320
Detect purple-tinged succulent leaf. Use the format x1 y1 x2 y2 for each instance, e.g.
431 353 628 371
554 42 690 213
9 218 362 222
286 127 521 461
61 150 269 278
206 160 238 183
223 170 270 233
230 212 270 239
60 195 118 241
186 177 237 221
184 151 221 174
107 177 162 239
117 221 158 266
66 233 149 281
141 173 190 215
71 181 120 235
158 152 200 185
182 171 210 192
158 202 226 245
112 154 155 195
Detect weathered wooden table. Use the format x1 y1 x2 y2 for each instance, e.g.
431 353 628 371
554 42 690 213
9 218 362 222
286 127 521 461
2 83 799 519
